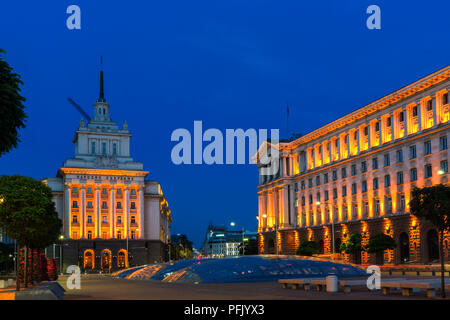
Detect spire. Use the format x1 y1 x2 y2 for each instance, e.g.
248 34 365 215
99 56 104 100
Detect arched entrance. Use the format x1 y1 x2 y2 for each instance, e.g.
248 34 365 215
334 238 341 253
267 238 275 254
84 249 95 270
399 232 410 263
101 249 112 270
427 229 439 262
117 249 128 268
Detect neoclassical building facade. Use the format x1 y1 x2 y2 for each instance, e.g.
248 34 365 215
44 70 172 271
257 65 450 264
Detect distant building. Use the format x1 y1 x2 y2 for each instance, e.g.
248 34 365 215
43 68 172 271
256 66 450 264
201 222 256 258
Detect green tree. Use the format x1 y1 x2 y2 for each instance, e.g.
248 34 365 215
340 233 363 264
0 49 27 157
409 184 450 298
170 234 193 260
365 233 396 265
296 241 319 256
0 175 62 288
238 238 258 255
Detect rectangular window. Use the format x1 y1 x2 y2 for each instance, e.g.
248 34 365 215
324 191 329 201
425 164 432 179
102 142 107 155
341 167 347 178
440 136 448 151
316 192 321 203
102 216 107 223
362 180 367 193
87 231 92 239
87 215 92 223
410 168 417 181
443 93 449 105
116 202 122 209
440 160 448 174
91 141 96 154
409 145 417 159
72 201 78 208
397 171 404 185
72 187 78 193
373 178 379 190
342 186 347 197
374 199 380 214
117 216 122 224
399 194 405 211
399 111 404 122
301 181 305 190
294 183 298 192
72 215 78 223
332 170 338 181
113 143 117 155
130 202 136 209
102 201 108 209
309 194 313 204
384 175 391 187
87 187 93 194
87 201 93 209
316 176 321 186
372 157 378 170
412 106 418 117
102 188 107 194
301 196 305 206
361 161 367 173
384 154 390 167
131 216 136 224
424 141 432 155
308 179 313 188
116 188 122 195
351 183 357 195
333 188 338 199
324 173 329 184
396 150 403 163
351 164 357 176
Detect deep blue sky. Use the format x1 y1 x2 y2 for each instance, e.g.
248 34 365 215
0 1 448 248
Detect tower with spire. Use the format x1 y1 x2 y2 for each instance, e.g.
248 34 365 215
64 65 143 170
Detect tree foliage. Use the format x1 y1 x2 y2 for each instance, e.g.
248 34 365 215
296 241 319 256
340 233 363 255
409 184 450 230
409 184 450 298
0 175 61 249
170 234 194 260
365 233 396 253
0 49 27 157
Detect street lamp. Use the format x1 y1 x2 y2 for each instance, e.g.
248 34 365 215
438 169 445 175
230 222 245 256
59 235 64 275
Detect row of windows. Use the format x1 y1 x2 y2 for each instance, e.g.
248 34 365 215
72 215 137 225
72 230 138 240
72 200 137 210
294 137 448 191
90 141 118 156
71 187 137 195
298 160 448 206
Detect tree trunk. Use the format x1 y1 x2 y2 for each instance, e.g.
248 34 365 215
440 228 446 298
24 246 28 287
15 243 20 291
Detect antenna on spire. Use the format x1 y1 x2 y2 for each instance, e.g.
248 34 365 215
99 56 104 99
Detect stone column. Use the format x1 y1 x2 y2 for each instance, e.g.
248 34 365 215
417 101 422 132
81 186 85 239
390 115 395 140
403 109 408 136
283 186 289 227
110 185 115 239
432 96 437 127
367 124 371 149
96 186 100 238
64 184 70 238
356 130 360 154
139 186 145 239
125 187 129 239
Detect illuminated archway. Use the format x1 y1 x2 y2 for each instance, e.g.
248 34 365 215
84 249 95 270
101 249 112 270
117 249 128 268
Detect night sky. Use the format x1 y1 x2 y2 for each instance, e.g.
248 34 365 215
0 1 448 248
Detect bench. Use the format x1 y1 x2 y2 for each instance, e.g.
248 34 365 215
380 280 443 298
278 278 322 291
310 279 368 293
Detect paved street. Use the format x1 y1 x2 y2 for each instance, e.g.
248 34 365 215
57 275 428 300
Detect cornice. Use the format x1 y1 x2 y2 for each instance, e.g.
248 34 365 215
285 66 450 150
59 167 149 177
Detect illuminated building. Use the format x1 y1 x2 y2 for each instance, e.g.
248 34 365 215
256 66 450 264
44 68 172 271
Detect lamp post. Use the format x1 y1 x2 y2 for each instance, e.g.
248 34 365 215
230 222 245 256
59 235 64 274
